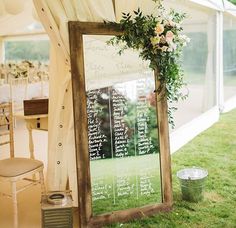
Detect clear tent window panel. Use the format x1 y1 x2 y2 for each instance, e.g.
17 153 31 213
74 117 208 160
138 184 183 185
4 40 50 62
170 8 217 130
223 14 236 101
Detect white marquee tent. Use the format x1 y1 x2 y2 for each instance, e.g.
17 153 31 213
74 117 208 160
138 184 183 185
0 0 236 206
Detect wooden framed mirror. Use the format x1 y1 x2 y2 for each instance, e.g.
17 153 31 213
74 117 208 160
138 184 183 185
68 22 172 228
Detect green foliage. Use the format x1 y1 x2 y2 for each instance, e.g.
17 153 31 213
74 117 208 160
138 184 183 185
106 1 190 126
93 87 159 159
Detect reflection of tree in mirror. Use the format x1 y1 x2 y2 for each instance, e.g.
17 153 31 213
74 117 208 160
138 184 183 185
87 84 159 160
87 88 111 160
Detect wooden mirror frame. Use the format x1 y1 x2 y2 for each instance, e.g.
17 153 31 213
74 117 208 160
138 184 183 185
68 21 173 228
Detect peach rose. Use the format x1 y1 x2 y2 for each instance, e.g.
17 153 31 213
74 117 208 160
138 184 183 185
155 23 164 35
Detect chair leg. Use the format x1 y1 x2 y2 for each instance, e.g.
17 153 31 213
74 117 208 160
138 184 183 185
11 182 18 228
39 170 46 195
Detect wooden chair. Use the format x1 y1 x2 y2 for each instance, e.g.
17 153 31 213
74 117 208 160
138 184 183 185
10 77 29 111
0 102 46 228
10 77 28 127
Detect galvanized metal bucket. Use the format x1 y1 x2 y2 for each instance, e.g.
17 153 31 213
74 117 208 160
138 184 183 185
177 167 208 202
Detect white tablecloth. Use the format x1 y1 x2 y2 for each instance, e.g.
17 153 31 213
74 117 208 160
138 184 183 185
0 82 49 103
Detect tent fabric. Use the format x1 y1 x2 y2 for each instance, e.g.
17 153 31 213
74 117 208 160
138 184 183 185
1 0 236 37
33 0 116 206
0 0 44 36
190 0 224 11
32 0 236 207
33 0 74 204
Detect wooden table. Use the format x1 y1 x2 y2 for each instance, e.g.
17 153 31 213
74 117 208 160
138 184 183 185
15 113 48 159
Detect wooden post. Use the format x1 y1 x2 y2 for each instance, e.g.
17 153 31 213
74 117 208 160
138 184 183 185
69 22 92 228
154 69 173 205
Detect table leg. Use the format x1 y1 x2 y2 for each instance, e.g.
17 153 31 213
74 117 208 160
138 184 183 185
11 182 18 228
26 121 35 159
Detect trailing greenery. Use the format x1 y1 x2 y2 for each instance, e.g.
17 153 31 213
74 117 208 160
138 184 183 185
106 0 190 126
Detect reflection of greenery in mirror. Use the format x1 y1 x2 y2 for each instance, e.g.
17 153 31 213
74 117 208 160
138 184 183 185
83 35 162 215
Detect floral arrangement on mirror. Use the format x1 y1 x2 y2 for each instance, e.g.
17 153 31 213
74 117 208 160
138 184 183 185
106 0 190 126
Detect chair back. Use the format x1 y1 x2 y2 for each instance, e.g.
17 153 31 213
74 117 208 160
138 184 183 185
40 73 49 98
0 102 14 157
10 77 28 114
0 64 7 84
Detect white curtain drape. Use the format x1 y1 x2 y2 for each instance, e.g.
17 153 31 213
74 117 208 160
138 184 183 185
115 0 157 21
33 0 116 206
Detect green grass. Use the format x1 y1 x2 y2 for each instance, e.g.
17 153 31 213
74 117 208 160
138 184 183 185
91 154 162 214
103 109 236 227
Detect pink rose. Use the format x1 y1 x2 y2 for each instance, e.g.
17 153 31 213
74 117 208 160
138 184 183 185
166 31 174 43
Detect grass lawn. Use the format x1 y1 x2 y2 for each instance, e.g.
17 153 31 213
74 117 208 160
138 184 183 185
91 154 162 215
104 109 236 227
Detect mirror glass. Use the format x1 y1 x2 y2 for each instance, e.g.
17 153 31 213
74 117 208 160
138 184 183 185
83 35 162 215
